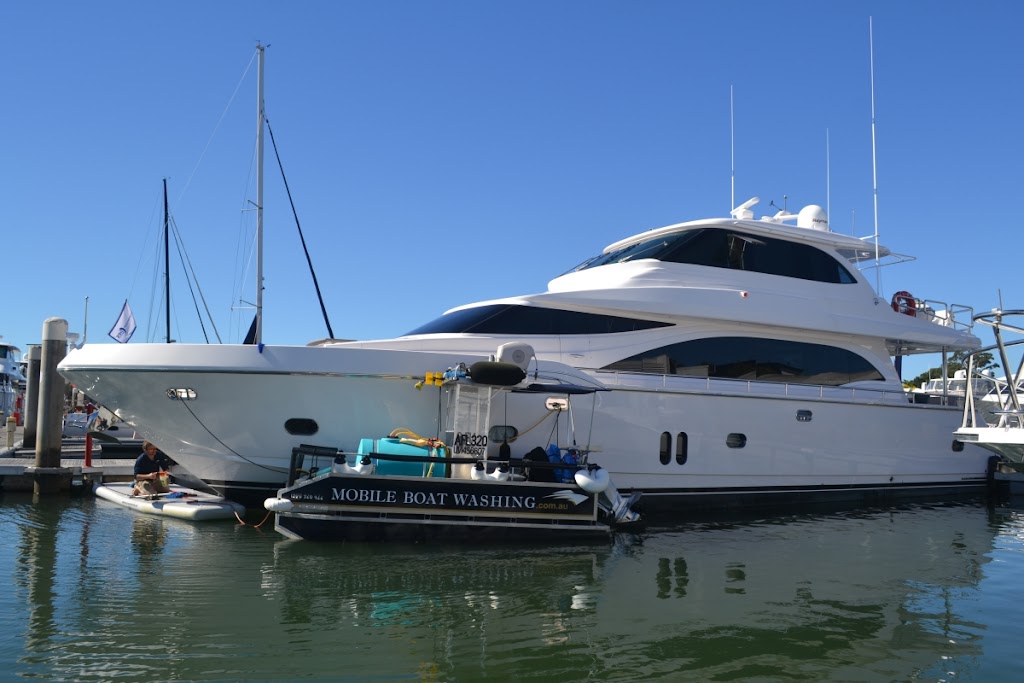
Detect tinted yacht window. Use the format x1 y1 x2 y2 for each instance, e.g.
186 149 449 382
602 337 884 386
571 228 855 284
405 304 672 336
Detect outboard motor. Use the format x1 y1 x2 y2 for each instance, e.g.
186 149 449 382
577 465 641 525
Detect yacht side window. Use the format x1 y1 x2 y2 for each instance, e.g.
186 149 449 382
601 337 884 386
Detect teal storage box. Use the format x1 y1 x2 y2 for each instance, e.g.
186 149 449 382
357 437 447 477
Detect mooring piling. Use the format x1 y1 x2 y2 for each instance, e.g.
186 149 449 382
32 318 69 494
22 344 40 450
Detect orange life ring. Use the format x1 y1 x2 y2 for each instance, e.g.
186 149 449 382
891 290 917 316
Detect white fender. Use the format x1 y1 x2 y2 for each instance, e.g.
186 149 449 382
574 467 610 494
264 498 294 512
350 456 375 475
333 456 375 476
487 467 511 481
470 461 487 480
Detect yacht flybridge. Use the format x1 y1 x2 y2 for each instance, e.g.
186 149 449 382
58 199 994 511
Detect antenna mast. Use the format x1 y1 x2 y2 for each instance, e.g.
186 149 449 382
255 42 265 345
81 296 88 348
163 177 171 343
869 17 881 291
730 84 735 212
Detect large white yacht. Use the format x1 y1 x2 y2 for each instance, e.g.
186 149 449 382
58 200 995 509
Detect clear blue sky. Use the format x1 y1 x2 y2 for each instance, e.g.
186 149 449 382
2 2 1022 381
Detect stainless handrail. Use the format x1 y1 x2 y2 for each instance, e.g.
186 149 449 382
594 370 914 405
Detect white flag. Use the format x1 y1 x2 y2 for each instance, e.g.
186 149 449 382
108 300 137 343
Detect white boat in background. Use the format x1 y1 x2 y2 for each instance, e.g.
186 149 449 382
61 411 95 438
58 200 995 510
955 309 1024 464
61 406 143 453
909 370 996 407
0 340 25 421
94 481 245 521
975 376 1024 424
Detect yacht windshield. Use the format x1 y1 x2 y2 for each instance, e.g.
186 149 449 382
405 304 671 336
568 228 856 284
564 232 704 274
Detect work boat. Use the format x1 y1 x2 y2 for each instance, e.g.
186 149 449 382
58 199 995 511
264 365 641 542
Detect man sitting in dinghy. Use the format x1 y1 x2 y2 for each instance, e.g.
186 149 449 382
132 441 173 497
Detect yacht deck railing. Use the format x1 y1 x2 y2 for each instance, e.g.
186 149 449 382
912 299 975 333
594 371 919 406
961 309 1024 430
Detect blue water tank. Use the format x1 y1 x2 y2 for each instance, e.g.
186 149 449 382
357 437 447 477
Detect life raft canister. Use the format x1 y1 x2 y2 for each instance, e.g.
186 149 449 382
891 290 917 316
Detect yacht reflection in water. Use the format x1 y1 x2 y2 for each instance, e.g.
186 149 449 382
254 505 998 681
8 501 1012 682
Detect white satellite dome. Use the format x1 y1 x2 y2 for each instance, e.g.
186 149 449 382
797 205 829 231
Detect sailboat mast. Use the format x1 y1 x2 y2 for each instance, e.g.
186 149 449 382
81 296 88 347
163 177 170 343
255 42 265 345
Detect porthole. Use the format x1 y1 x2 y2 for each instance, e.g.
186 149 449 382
676 432 688 464
659 431 671 465
489 425 519 442
726 433 747 449
284 418 319 436
951 439 964 452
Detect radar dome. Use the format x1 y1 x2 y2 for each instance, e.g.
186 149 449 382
797 205 829 231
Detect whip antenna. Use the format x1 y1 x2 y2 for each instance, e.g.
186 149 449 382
826 128 831 223
730 83 735 213
869 16 881 292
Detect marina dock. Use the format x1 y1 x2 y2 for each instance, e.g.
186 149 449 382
0 424 136 491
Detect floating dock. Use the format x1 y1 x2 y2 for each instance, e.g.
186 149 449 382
0 425 136 491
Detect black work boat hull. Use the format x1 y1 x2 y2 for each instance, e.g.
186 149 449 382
268 471 628 542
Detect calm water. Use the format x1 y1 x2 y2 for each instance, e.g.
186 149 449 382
2 494 1024 683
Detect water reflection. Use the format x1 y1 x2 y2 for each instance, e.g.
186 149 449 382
2 498 1022 681
130 514 168 558
12 496 60 654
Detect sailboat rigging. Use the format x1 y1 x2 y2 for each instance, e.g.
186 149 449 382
108 44 333 347
244 42 335 344
156 177 222 344
254 41 265 345
163 177 171 343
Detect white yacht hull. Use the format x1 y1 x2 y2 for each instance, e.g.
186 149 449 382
60 343 993 509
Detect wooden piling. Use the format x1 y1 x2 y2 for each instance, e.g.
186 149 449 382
22 344 40 450
33 318 69 495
